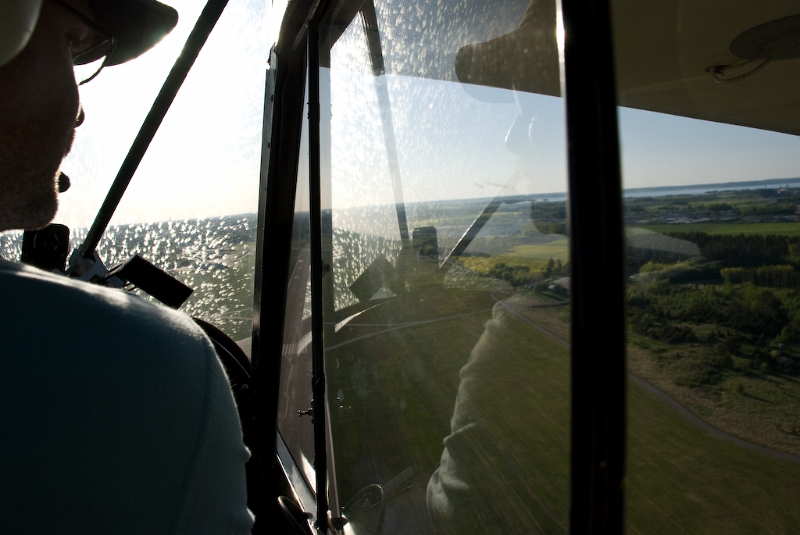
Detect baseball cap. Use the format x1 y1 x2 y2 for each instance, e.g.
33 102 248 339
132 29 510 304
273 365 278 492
87 0 178 66
454 0 560 103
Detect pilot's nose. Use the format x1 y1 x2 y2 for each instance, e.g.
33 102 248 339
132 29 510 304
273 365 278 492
76 106 85 127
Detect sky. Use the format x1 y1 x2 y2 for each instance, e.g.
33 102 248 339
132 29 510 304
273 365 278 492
51 0 800 231
57 0 271 230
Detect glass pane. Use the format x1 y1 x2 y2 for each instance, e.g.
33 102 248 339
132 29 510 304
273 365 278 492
0 232 22 262
40 0 268 342
277 75 317 492
611 2 800 532
322 1 570 533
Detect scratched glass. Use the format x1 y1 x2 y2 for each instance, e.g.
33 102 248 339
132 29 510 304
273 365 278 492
321 2 571 533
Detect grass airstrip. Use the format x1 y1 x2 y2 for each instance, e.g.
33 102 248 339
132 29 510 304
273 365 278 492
458 243 570 274
325 286 800 533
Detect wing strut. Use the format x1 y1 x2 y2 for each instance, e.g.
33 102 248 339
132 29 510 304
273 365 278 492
73 0 232 269
360 2 411 248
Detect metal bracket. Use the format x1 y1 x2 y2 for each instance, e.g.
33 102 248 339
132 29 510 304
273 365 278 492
329 512 349 530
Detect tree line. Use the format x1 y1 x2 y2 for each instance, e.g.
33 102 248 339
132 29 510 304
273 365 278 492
667 232 800 268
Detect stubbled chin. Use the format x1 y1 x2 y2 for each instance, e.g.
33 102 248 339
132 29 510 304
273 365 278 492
23 173 59 230
26 189 59 231
0 199 57 233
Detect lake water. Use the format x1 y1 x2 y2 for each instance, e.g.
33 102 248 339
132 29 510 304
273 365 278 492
3 177 796 340
1 215 258 341
528 177 800 203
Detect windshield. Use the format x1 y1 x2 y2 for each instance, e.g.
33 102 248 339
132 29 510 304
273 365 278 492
319 2 570 533
303 0 800 534
609 1 800 532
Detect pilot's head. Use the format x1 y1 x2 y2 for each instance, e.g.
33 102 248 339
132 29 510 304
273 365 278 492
0 0 177 232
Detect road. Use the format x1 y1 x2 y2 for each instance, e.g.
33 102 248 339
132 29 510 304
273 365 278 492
489 290 800 466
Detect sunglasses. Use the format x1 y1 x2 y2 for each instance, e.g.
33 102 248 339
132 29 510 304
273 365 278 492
52 0 117 85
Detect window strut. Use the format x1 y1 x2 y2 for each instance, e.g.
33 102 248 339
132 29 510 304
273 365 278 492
559 0 627 532
307 18 330 533
76 0 231 262
360 2 411 248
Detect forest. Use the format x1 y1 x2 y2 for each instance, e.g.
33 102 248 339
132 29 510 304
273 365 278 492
627 225 800 379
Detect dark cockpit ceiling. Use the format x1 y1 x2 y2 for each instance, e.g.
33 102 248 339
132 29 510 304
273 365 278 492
315 0 799 136
610 1 800 136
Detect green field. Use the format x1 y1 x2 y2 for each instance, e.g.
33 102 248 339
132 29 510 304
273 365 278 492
320 196 800 532
325 288 800 533
508 297 800 533
510 244 570 260
627 379 800 534
327 290 569 533
633 222 800 237
459 243 570 274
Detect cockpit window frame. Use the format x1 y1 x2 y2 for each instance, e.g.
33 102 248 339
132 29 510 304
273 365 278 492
253 0 628 532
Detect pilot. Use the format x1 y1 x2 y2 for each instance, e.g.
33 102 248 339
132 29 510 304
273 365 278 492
0 1 253 533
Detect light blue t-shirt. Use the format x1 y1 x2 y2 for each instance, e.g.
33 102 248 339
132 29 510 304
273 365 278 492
0 260 253 534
